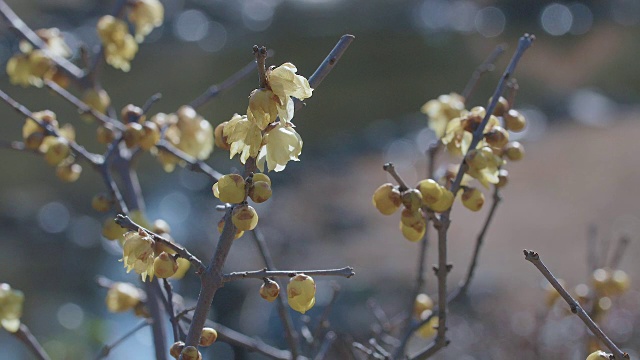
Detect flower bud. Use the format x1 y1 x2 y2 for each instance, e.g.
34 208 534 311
249 181 272 203
217 217 244 239
44 137 70 166
213 174 246 204
417 313 438 338
102 218 127 240
490 96 510 117
169 341 185 359
153 252 178 278
429 189 454 213
504 109 526 132
503 141 524 161
199 327 218 347
180 346 202 360
496 169 509 188
287 274 316 314
139 121 160 150
252 173 271 186
484 126 509 148
586 350 611 360
92 193 112 212
461 187 485 212
372 183 402 215
400 219 426 242
124 122 144 148
260 279 280 302
232 205 259 231
121 104 144 123
97 125 116 144
413 293 434 318
152 219 171 235
401 189 423 212
214 121 231 150
56 162 82 182
400 208 424 227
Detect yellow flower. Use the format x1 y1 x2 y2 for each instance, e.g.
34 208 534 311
6 51 53 87
256 122 302 172
421 93 466 139
465 147 503 188
82 88 111 117
173 106 214 160
265 63 313 124
223 114 263 164
247 89 279 130
287 274 316 314
97 15 138 72
105 282 142 313
128 0 164 42
442 106 499 156
0 283 24 333
121 229 156 281
31 28 72 58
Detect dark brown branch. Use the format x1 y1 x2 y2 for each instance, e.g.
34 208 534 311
523 250 629 360
162 278 180 343
254 45 268 88
145 280 168 360
461 43 506 100
223 267 354 282
11 324 51 360
189 59 259 109
115 214 205 273
250 227 301 359
95 320 151 360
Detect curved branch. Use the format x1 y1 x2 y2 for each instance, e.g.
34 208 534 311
223 267 355 282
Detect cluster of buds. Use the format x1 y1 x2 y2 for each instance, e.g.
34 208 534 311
372 179 454 241
119 105 161 150
81 87 111 120
212 173 273 233
22 111 82 182
6 28 71 88
0 283 24 333
218 60 311 172
120 227 186 281
169 327 217 360
287 274 316 314
153 106 214 172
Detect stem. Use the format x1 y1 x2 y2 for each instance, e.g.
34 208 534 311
250 227 301 360
189 59 258 109
223 267 354 282
95 320 151 360
609 235 630 269
144 280 168 360
162 278 180 343
523 250 629 360
461 43 506 100
11 324 51 360
382 163 408 191
254 45 268 88
452 187 502 299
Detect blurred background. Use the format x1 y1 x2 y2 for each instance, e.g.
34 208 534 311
2 0 640 359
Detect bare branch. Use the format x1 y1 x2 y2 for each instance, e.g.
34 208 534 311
155 140 223 181
223 267 355 282
307 34 355 90
461 43 506 100
10 324 51 360
95 320 151 360
382 163 409 191
523 250 630 360
189 59 259 109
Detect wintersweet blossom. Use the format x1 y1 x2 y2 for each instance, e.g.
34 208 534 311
267 63 313 123
223 114 263 164
442 106 499 156
421 93 466 139
0 283 24 333
256 122 303 172
121 230 155 281
128 0 164 42
97 16 138 72
106 282 142 313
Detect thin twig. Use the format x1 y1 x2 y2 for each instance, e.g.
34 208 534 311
115 214 205 273
452 186 502 298
44 80 124 130
523 250 629 360
353 342 385 360
609 235 630 269
223 267 355 282
155 140 223 181
95 319 151 360
189 59 259 109
250 227 301 359
142 93 162 115
254 45 268 88
162 278 180 343
11 324 51 360
312 283 341 347
382 163 408 191
313 332 336 360
307 35 355 90
461 43 506 100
